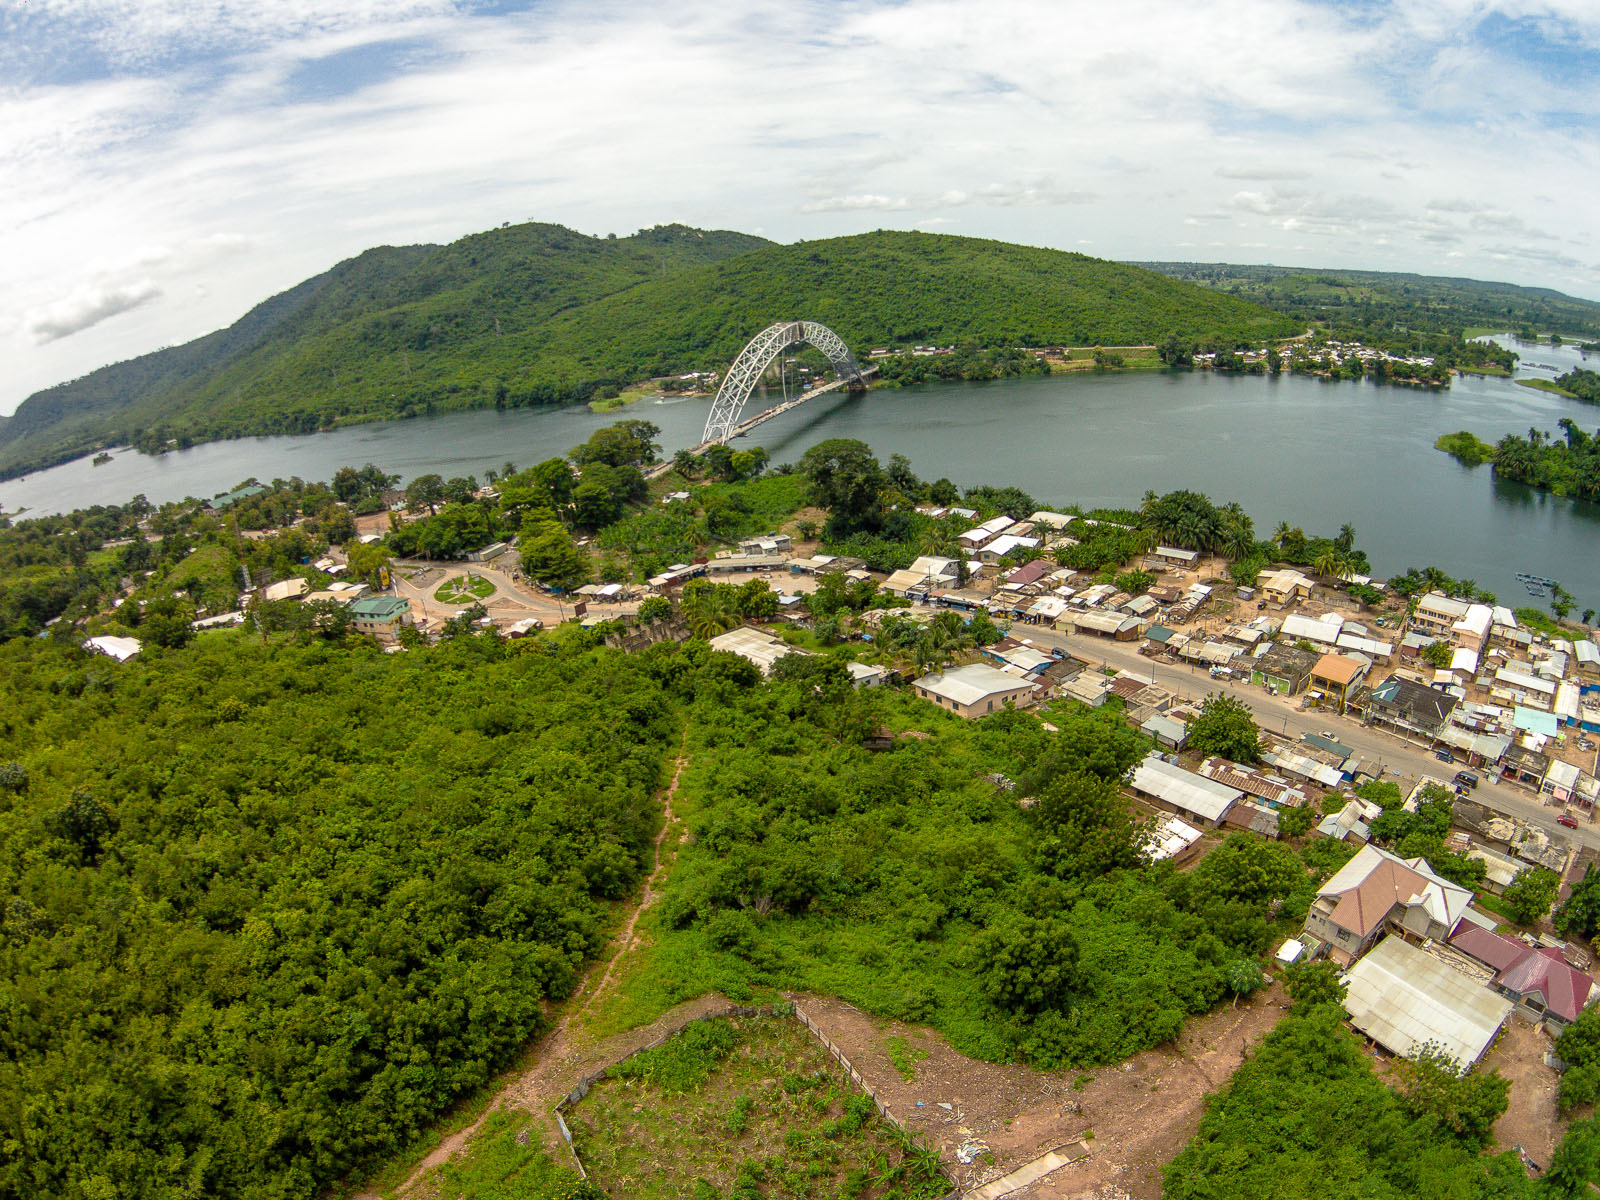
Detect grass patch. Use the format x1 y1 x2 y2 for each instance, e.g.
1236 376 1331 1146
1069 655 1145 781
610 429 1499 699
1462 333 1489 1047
1456 363 1512 376
434 573 496 604
1473 891 1514 921
589 382 659 413
1434 430 1495 466
431 1110 584 1200
1514 607 1565 636
1517 377 1579 398
1463 327 1510 340
567 1015 948 1200
884 1035 929 1082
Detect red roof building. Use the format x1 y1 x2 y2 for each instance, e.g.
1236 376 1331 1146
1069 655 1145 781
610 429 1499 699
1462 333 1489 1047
1450 926 1597 1029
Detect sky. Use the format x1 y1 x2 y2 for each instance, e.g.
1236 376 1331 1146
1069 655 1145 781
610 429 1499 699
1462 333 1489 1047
2 0 1599 415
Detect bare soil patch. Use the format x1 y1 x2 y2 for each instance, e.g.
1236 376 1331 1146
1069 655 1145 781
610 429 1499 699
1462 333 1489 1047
1487 1018 1566 1171
793 983 1289 1199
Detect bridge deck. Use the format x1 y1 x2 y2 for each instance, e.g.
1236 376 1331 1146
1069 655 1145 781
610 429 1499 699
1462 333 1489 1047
643 367 876 479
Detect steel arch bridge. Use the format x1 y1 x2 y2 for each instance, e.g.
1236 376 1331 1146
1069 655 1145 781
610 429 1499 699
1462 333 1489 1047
701 321 864 444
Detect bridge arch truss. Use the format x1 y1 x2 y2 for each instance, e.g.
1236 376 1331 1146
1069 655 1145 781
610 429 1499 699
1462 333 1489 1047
701 320 863 444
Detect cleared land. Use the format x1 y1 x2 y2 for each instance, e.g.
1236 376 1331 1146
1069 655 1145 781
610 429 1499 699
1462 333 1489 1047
794 987 1288 1199
565 1013 947 1200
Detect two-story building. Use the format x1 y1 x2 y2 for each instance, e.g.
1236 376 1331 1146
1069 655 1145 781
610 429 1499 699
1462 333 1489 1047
1310 652 1369 714
1304 844 1472 964
1363 674 1459 740
349 596 412 639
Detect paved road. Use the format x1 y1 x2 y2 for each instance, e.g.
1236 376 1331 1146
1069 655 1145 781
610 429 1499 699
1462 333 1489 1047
390 560 640 628
1019 624 1600 854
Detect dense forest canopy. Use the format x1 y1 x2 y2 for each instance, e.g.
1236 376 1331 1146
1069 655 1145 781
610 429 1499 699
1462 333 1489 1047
0 630 679 1199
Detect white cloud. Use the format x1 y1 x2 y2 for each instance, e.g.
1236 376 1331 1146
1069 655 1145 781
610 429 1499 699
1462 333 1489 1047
23 279 162 343
0 0 1598 411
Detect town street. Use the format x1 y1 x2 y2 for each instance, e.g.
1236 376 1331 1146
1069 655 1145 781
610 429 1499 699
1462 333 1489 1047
1021 623 1600 854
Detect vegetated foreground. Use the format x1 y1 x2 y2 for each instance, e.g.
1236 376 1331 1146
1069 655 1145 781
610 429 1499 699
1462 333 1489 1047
0 633 679 1200
566 1013 947 1200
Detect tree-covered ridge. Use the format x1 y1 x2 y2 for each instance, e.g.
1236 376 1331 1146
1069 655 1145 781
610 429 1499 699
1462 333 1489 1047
0 227 1295 479
519 232 1299 385
0 223 769 479
1145 261 1600 343
0 632 678 1200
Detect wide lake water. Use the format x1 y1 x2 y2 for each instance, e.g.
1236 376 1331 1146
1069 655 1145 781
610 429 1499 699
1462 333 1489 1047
3 336 1597 610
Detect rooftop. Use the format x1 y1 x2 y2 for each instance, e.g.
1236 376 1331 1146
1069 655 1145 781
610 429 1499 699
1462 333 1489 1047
1312 653 1366 686
1130 752 1242 822
1343 935 1513 1068
349 596 410 619
914 662 1033 707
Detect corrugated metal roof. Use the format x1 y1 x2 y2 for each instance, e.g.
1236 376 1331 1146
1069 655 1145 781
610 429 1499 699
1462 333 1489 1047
1130 753 1240 822
915 662 1033 706
1343 936 1513 1067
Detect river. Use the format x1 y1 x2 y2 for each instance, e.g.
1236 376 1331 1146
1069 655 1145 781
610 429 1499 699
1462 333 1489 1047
3 336 1597 610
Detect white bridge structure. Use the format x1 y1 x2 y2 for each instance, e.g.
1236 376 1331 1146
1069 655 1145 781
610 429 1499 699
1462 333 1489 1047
700 320 868 445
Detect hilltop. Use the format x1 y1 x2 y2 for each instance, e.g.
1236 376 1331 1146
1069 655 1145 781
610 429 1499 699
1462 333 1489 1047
0 226 1295 479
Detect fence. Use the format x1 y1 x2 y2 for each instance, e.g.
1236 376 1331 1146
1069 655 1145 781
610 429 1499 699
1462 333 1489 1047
791 1001 960 1199
552 1001 782 1178
551 998 958 1197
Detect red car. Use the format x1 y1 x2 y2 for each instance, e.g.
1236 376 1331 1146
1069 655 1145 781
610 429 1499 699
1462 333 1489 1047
1559 814 1580 829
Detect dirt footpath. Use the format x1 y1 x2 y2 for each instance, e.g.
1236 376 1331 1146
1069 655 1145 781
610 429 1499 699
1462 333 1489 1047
394 750 698 1199
794 983 1289 1200
1486 1019 1565 1171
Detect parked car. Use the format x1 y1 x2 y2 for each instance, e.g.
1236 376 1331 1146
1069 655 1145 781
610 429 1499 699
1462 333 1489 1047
1454 770 1479 789
1435 749 1455 763
1319 729 1337 740
1560 813 1581 829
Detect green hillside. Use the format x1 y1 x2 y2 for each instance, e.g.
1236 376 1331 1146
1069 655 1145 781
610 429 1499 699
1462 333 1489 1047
1143 262 1600 342
0 223 768 479
517 231 1299 384
0 226 1295 479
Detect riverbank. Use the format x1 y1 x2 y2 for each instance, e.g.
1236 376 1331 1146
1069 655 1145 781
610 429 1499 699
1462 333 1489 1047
1518 378 1581 399
7 363 1600 607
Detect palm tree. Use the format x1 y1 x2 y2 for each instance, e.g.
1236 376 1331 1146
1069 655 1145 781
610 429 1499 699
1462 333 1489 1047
1217 503 1255 559
1272 521 1291 547
1335 523 1356 552
681 583 739 639
1312 548 1340 579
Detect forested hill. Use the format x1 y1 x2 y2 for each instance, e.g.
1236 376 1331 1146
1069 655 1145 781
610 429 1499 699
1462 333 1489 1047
1141 262 1600 342
0 223 770 480
0 226 1294 479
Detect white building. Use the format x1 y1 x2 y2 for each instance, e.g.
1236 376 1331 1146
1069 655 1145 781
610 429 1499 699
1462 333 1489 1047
83 635 142 662
913 662 1034 718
